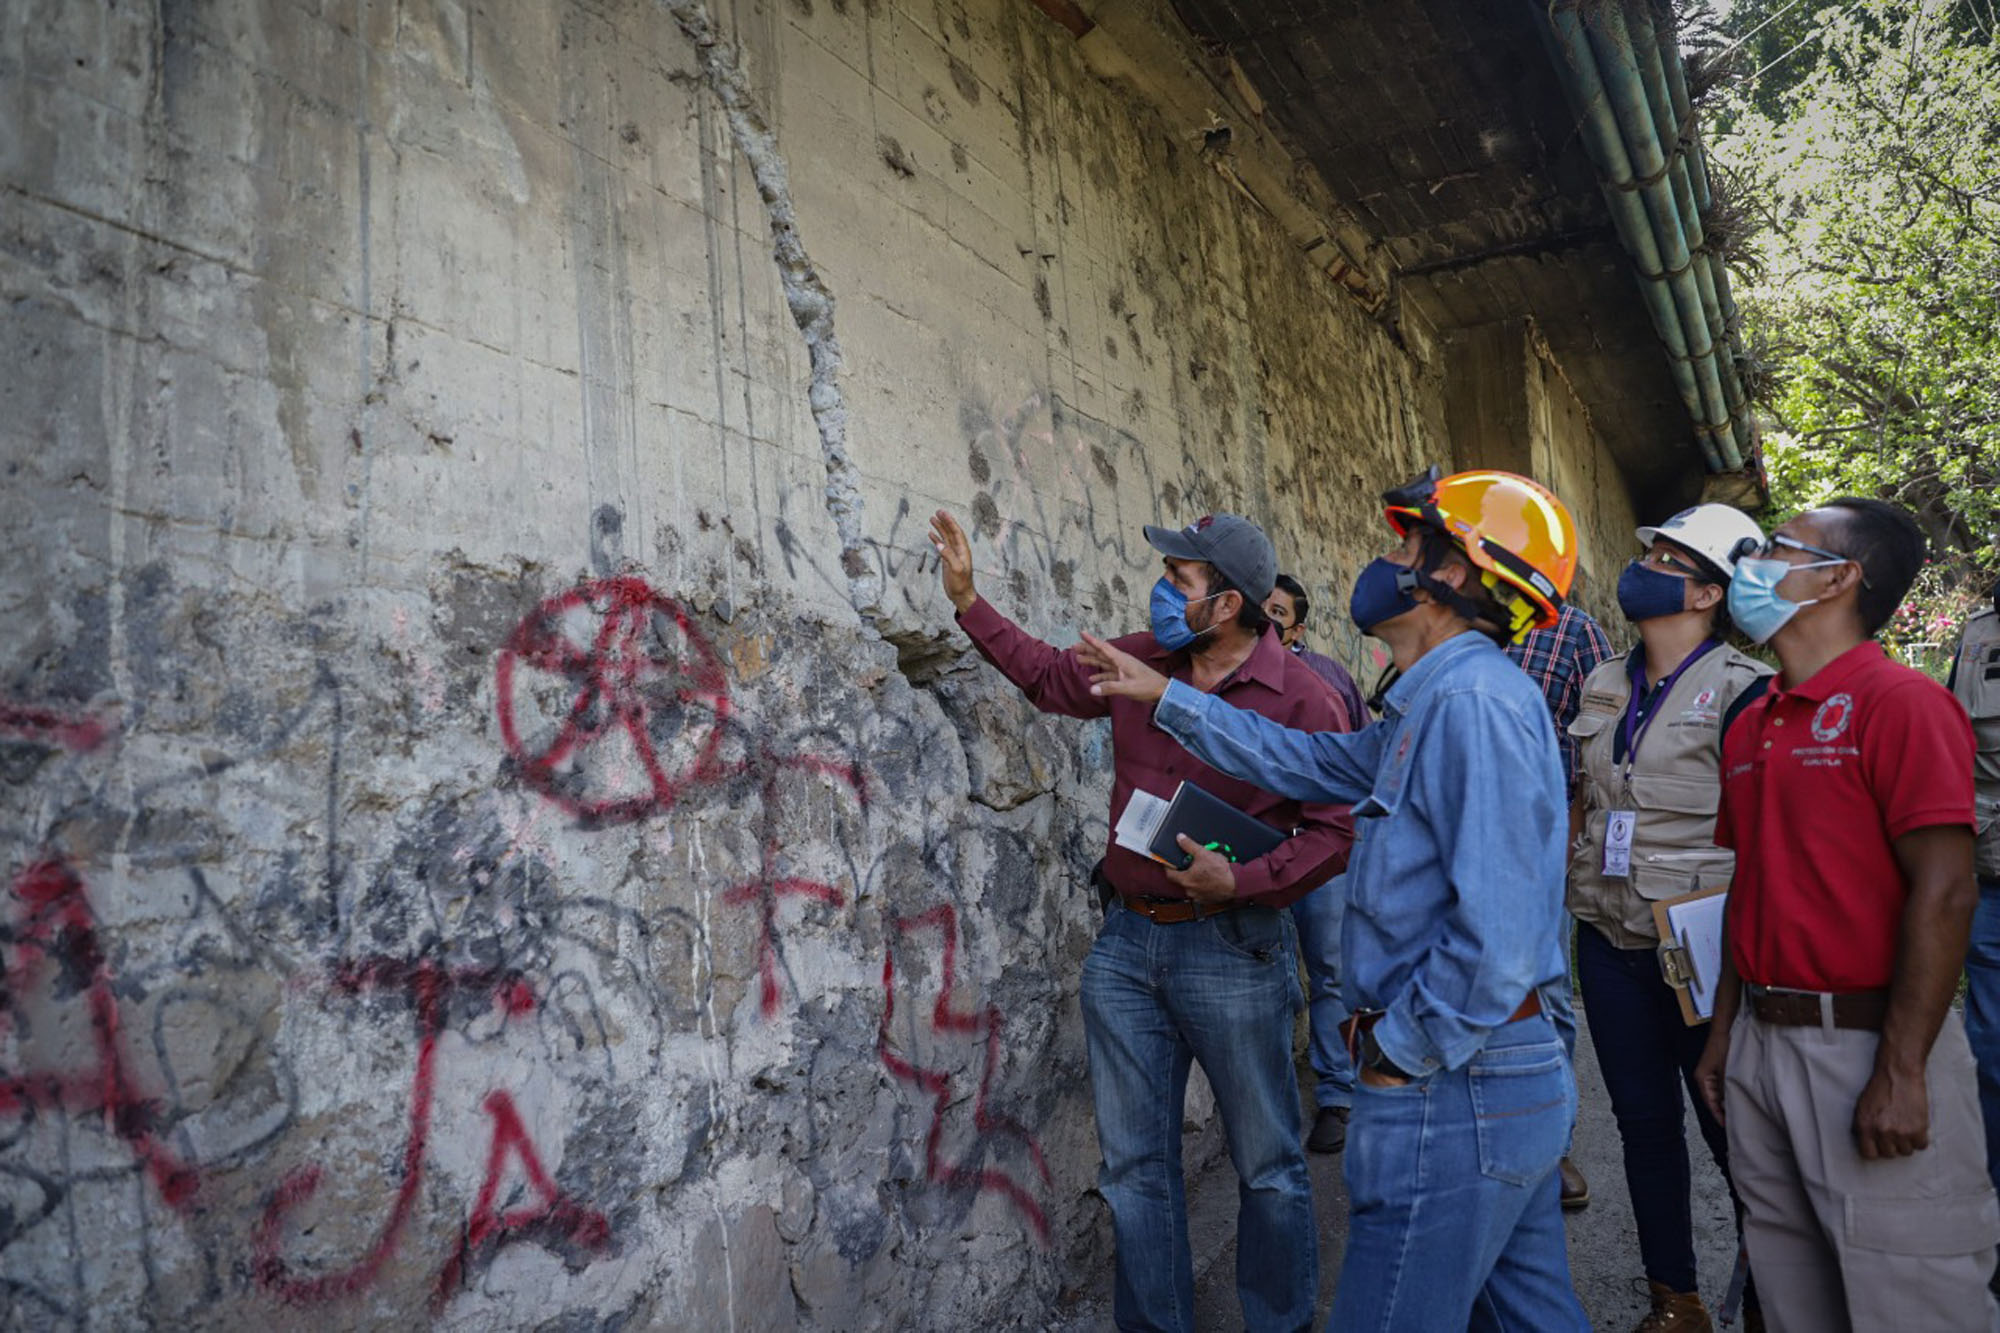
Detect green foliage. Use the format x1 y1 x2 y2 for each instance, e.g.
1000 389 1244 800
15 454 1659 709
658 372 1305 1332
1878 558 1997 677
1708 0 2000 673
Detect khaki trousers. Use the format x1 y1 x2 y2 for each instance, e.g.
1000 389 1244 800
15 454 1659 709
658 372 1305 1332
1725 1006 2000 1332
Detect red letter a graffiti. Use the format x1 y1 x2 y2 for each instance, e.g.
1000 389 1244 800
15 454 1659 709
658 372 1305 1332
430 1090 610 1311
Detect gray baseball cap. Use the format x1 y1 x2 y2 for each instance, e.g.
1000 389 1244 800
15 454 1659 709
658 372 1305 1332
1143 514 1277 602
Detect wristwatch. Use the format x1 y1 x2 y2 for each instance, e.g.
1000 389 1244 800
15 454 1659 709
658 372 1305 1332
1359 1029 1414 1081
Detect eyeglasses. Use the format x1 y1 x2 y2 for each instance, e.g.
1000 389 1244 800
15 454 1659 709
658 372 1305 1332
1639 549 1705 579
1729 534 1873 588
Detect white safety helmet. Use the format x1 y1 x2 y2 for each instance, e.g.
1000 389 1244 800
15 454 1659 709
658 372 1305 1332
1634 504 1765 582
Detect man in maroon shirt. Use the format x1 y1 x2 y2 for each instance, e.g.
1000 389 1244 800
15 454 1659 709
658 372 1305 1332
1695 499 1999 1329
929 508 1351 1333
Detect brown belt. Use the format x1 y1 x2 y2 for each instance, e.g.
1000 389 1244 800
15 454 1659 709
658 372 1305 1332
1745 984 1889 1031
1117 895 1245 924
1338 989 1544 1063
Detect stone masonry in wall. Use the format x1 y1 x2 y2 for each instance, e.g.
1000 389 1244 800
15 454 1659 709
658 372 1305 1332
0 0 1637 1326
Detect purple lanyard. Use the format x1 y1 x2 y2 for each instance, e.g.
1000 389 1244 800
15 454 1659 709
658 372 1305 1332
1621 639 1720 773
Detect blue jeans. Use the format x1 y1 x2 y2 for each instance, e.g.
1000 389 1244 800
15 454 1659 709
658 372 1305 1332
1080 903 1317 1332
1290 874 1356 1111
1330 1014 1589 1331
1963 878 2000 1200
1576 922 1743 1295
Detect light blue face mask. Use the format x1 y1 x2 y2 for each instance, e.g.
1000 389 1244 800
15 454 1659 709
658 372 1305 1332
1727 555 1843 644
1149 577 1222 650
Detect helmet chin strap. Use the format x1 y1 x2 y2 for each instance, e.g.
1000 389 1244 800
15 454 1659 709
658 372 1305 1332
1397 561 1533 644
1395 563 1488 629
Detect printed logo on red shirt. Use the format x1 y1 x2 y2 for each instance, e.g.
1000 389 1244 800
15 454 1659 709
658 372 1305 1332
1811 693 1855 743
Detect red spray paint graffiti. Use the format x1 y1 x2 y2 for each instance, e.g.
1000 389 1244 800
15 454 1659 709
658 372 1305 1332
253 958 609 1306
495 577 732 824
498 579 868 1020
721 749 867 1018
0 701 113 752
877 905 1050 1242
0 856 200 1209
429 1089 612 1312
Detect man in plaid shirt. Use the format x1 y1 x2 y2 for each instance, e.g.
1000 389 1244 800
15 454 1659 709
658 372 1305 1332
1507 599 1616 798
1506 591 1615 1213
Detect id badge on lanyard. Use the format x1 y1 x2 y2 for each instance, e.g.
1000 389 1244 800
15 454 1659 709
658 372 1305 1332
1601 809 1637 878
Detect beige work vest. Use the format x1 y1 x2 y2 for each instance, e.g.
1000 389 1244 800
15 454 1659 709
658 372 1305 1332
1950 608 2000 879
1568 644 1774 948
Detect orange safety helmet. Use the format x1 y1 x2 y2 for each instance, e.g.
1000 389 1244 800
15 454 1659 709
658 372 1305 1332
1381 466 1578 640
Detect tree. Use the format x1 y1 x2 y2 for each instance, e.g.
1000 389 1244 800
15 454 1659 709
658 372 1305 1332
1709 0 2000 669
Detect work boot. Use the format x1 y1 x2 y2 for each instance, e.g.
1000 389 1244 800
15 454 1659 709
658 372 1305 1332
1559 1156 1590 1209
1634 1280 1712 1332
1306 1106 1348 1153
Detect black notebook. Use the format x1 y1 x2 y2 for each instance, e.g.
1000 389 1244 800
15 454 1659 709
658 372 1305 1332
1142 781 1291 869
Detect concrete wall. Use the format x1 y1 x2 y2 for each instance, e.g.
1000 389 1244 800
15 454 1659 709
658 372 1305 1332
1443 318 1639 623
2 0 1633 1326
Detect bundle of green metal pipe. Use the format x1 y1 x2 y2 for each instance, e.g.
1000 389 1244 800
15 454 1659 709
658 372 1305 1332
1536 0 1756 473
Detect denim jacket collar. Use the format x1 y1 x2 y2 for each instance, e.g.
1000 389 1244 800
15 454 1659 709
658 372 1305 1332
1381 630 1494 719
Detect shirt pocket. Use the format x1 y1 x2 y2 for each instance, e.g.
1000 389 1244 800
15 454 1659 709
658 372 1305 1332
1350 723 1411 820
1567 707 1616 743
1627 773 1732 901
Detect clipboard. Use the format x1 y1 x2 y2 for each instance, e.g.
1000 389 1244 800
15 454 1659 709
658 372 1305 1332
1653 883 1729 1026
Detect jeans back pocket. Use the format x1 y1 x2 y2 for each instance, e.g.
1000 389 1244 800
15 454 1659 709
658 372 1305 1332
1468 1040 1570 1187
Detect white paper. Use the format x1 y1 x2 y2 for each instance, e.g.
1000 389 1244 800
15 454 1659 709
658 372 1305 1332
1113 788 1172 863
1668 892 1729 1020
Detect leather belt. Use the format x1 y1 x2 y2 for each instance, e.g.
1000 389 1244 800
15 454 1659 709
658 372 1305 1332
1338 989 1544 1062
1117 895 1244 924
1745 983 1889 1032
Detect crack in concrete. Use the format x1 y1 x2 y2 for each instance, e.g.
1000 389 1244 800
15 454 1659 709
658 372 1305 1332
658 0 882 623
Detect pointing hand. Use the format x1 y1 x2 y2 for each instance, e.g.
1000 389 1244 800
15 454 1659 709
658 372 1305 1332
1078 633 1170 704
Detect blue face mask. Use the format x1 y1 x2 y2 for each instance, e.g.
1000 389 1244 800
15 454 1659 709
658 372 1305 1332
1150 577 1221 650
1348 557 1420 634
1615 559 1690 624
1727 555 1838 644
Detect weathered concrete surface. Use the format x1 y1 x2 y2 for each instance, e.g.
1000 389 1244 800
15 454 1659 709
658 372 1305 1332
3 0 1649 1326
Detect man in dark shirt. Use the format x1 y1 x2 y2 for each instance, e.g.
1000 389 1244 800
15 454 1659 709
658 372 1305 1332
929 508 1351 1332
1265 573 1368 726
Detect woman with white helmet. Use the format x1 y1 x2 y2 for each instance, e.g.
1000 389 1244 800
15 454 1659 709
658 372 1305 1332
1568 503 1774 1332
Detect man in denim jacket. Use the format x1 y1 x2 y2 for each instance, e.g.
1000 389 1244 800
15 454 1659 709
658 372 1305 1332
1081 468 1590 1329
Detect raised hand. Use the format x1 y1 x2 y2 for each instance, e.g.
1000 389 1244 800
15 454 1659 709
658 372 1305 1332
928 510 978 613
1078 633 1170 704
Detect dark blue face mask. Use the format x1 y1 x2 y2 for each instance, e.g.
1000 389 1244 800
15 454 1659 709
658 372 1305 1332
1347 557 1420 634
1149 577 1221 650
1615 559 1692 624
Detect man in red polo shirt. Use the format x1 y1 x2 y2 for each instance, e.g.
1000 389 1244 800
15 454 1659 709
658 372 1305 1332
1695 498 1999 1330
